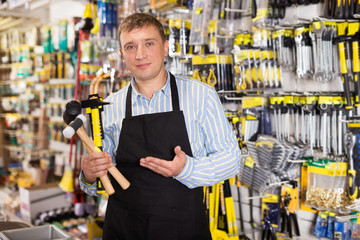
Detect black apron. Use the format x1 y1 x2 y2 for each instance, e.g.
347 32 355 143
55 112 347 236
103 73 212 240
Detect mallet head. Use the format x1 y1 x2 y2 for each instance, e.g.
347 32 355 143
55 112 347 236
63 114 87 138
63 100 82 125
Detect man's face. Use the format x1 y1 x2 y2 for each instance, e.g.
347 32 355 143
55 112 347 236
119 26 169 82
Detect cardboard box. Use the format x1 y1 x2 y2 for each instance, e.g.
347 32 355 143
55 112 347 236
19 182 71 224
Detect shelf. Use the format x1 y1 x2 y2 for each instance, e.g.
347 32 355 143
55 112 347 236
3 145 22 152
0 77 76 86
48 116 63 122
49 140 70 153
0 76 39 85
0 113 41 118
0 64 12 69
47 78 75 85
0 2 8 10
1 129 47 139
0 94 20 97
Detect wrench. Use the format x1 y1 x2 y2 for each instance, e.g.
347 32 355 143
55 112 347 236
313 21 326 82
345 132 358 199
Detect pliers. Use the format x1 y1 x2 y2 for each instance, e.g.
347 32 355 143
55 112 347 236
261 209 277 240
280 193 300 238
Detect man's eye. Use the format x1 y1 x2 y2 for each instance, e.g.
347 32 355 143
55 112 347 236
146 42 153 46
126 45 135 50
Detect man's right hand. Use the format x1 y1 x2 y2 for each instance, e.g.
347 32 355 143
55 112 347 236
81 152 114 184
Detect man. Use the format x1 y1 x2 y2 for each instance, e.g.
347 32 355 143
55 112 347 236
80 13 241 240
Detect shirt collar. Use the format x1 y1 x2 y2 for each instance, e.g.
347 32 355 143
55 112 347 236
130 69 172 99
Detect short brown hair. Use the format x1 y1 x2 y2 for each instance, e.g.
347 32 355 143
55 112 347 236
118 13 166 48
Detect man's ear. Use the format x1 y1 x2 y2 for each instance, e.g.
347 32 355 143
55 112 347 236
164 40 169 57
119 48 124 61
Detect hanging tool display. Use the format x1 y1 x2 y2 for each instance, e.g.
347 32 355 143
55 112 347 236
350 22 360 115
345 132 358 200
169 19 192 57
294 25 314 80
234 50 276 90
189 0 213 46
279 182 300 238
97 0 118 38
347 125 360 200
273 28 295 71
329 0 355 18
269 95 349 158
312 21 335 82
337 22 354 118
305 159 353 210
192 54 233 95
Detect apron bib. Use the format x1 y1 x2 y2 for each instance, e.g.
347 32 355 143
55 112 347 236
102 73 211 240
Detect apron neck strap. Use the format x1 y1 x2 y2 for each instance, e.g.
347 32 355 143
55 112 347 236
169 73 180 112
125 72 179 118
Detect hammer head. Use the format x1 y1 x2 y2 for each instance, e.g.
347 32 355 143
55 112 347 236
63 100 82 125
63 114 87 138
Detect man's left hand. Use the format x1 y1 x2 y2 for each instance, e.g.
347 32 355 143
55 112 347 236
139 146 186 177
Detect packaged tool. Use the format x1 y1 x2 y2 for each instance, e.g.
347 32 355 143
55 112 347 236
150 0 178 11
239 156 254 187
192 54 233 92
189 0 214 46
334 220 351 240
234 50 265 90
313 211 328 238
279 182 300 239
327 212 336 239
305 160 353 211
168 19 192 57
261 194 280 240
294 25 313 80
204 185 216 232
351 217 360 239
241 97 268 142
210 181 240 240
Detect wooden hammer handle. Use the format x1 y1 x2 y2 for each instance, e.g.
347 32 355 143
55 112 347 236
107 166 130 190
83 143 115 195
77 127 130 191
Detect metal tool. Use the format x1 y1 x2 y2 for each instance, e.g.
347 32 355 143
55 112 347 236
345 132 358 199
313 21 326 82
337 22 354 118
280 193 300 238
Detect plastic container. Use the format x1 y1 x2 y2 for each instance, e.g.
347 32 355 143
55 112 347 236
0 225 71 240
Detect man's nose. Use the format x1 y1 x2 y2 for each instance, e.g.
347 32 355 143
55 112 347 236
135 45 146 59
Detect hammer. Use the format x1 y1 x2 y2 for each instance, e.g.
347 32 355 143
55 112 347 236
63 101 130 195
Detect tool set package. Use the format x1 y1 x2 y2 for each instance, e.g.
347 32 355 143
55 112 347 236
241 97 272 141
192 54 233 92
233 49 282 90
239 135 305 195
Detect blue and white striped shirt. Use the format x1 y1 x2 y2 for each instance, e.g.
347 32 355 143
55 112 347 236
80 70 241 196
